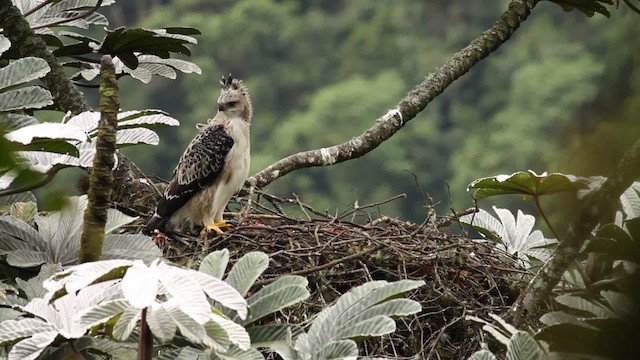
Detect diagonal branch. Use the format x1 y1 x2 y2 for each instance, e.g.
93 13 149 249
511 137 640 326
247 0 541 189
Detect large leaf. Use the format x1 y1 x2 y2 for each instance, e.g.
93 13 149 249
505 331 542 360
468 350 498 360
243 284 310 325
555 294 616 318
0 87 53 111
620 182 640 219
5 123 87 145
6 331 58 360
146 306 176 343
468 171 588 200
115 128 159 146
322 340 358 360
199 249 230 279
0 57 50 89
249 324 304 360
225 252 269 296
549 0 611 17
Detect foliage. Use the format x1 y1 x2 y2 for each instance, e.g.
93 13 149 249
0 195 161 267
534 216 640 359
468 171 589 201
460 206 557 268
467 313 544 360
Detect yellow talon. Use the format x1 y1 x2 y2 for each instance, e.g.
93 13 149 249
200 220 231 236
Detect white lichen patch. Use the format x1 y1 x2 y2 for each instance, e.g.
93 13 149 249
320 147 336 165
381 108 403 126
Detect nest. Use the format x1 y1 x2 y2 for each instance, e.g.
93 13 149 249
151 191 532 359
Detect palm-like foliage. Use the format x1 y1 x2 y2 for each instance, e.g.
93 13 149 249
0 195 160 267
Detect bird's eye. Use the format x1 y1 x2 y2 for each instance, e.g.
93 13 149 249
227 101 237 107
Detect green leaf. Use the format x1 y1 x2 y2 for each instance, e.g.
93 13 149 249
0 58 50 89
5 123 87 144
117 109 180 129
468 170 588 200
243 285 310 325
555 294 616 318
147 306 176 343
620 182 640 219
549 0 611 17
468 350 498 360
337 315 396 339
323 340 358 360
505 331 542 360
199 249 230 279
0 191 36 206
539 311 599 330
225 252 269 296
0 87 53 111
14 140 80 157
115 128 159 146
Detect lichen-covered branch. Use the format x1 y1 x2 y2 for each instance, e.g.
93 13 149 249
0 0 91 114
511 138 640 326
248 0 540 189
78 56 118 263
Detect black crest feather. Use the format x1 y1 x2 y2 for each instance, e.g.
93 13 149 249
220 73 235 89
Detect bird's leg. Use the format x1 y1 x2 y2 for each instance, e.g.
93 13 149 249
200 219 231 237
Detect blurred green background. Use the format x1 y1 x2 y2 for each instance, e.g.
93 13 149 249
50 0 640 222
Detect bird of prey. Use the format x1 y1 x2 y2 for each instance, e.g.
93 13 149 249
145 75 251 236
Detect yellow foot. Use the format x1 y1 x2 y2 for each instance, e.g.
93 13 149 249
200 220 231 237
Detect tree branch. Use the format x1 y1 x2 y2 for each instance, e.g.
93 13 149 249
79 55 118 263
511 138 640 326
0 0 91 114
247 0 541 189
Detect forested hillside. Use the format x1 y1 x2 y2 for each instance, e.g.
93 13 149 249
101 0 640 222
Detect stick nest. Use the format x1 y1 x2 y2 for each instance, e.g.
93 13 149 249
153 192 531 359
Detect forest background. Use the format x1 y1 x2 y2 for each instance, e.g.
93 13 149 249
43 0 640 224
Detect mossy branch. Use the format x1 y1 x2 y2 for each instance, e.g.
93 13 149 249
0 0 91 114
78 56 118 263
511 138 640 325
247 0 541 189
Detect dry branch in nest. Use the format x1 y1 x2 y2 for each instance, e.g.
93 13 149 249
145 191 532 359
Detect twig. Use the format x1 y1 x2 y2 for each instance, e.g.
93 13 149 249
0 167 60 197
255 244 384 286
337 193 407 221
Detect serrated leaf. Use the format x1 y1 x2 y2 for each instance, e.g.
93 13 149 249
323 340 358 360
468 171 588 200
0 87 53 111
226 252 269 296
5 123 87 144
468 350 498 360
243 285 310 325
0 58 50 89
115 128 159 146
112 307 141 341
337 315 396 339
555 294 616 318
505 331 542 360
78 299 130 328
0 191 36 206
117 109 179 129
146 306 176 342
199 249 230 279
539 311 598 330
7 330 58 360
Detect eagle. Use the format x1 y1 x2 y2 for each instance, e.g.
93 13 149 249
145 75 251 236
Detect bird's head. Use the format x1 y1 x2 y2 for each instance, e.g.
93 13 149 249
217 74 252 123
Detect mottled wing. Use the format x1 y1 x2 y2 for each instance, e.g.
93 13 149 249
146 124 233 232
